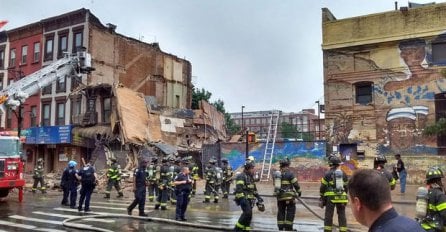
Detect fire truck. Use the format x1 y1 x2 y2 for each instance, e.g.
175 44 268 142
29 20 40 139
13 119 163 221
0 49 93 202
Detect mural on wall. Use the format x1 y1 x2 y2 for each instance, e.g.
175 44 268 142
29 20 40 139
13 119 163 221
220 141 335 181
328 112 353 146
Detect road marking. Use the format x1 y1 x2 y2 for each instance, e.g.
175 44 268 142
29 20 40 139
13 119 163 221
9 215 91 228
32 211 115 223
53 207 153 216
0 219 65 232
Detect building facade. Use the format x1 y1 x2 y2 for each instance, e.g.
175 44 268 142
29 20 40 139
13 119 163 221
323 3 446 180
0 8 192 173
230 109 325 141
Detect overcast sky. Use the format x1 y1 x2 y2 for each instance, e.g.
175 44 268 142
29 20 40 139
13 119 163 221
1 0 444 113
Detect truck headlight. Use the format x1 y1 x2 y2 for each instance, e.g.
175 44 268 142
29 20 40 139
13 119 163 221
7 163 18 170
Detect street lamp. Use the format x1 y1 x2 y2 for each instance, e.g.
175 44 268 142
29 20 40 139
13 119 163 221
241 105 245 132
315 100 320 140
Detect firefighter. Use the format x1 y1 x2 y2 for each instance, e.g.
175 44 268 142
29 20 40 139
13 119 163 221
169 157 181 205
155 157 170 210
234 160 263 231
221 158 233 199
104 157 123 199
373 155 396 190
127 159 149 216
419 167 446 231
147 157 158 202
60 160 78 208
203 158 219 203
76 161 98 212
320 155 348 232
274 157 301 231
32 158 46 193
188 156 199 196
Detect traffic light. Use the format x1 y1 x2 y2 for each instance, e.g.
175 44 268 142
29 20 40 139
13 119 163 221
248 132 256 143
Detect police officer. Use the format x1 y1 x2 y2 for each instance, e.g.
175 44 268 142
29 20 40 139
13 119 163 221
155 157 170 210
374 155 396 191
320 155 348 232
188 157 199 196
173 166 192 221
221 158 233 199
104 157 123 199
420 167 446 231
274 157 301 231
61 160 78 208
127 159 149 216
203 158 219 203
32 158 46 193
147 157 158 202
234 160 263 231
76 161 98 212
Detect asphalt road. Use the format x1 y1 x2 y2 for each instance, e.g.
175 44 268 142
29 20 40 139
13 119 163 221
0 181 418 232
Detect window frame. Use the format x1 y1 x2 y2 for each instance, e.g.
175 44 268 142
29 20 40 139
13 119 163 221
21 45 28 65
0 47 5 69
102 97 111 123
57 31 68 58
72 27 83 53
9 48 16 68
41 102 51 126
355 81 374 105
30 105 37 127
33 42 40 63
44 35 54 61
55 101 65 126
56 76 66 93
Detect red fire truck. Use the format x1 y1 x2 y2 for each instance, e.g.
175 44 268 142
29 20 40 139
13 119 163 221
0 132 25 202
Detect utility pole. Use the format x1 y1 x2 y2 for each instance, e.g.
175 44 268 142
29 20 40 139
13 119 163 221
316 100 320 140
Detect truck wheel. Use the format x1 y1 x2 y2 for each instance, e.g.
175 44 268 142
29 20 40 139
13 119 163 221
0 189 9 198
18 188 23 202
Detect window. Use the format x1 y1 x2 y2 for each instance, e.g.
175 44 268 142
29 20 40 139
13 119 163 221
42 83 52 95
58 34 68 58
102 97 111 123
30 105 37 127
73 30 83 52
21 45 27 65
9 48 16 67
56 76 66 93
33 42 40 63
56 102 65 125
42 103 51 126
6 109 11 129
432 42 446 64
0 48 4 69
355 82 373 105
175 95 180 108
71 97 82 124
44 36 54 61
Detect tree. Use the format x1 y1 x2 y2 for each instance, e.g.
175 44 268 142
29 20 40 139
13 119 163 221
424 118 446 136
191 87 212 109
280 122 314 141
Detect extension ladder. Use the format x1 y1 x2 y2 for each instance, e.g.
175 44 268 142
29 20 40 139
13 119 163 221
260 110 280 181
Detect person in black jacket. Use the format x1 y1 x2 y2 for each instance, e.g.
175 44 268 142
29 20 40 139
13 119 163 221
347 169 424 232
127 159 149 216
173 166 192 221
76 161 98 212
61 160 78 208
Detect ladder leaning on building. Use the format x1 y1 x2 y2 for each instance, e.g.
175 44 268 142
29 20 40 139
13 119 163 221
260 110 280 181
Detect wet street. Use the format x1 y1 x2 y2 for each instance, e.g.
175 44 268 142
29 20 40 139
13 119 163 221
0 182 418 231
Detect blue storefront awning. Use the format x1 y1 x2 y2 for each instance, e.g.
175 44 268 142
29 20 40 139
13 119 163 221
23 125 72 144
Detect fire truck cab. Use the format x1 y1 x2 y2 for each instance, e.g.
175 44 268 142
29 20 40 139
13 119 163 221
0 132 25 202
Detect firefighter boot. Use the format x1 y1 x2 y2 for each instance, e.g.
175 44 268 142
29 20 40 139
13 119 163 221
214 198 219 203
104 193 110 199
117 192 123 198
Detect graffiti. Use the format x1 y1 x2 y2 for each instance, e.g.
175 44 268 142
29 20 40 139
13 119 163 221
328 112 353 145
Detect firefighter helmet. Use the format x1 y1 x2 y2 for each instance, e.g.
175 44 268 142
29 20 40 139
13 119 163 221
209 158 216 165
37 158 43 164
426 167 444 181
328 155 341 166
244 160 255 170
222 158 228 163
161 157 169 163
110 157 117 163
279 157 290 167
151 157 158 163
374 155 387 164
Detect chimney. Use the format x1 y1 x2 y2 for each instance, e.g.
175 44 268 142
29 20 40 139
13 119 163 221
106 23 117 33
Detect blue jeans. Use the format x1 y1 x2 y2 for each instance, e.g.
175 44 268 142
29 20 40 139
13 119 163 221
399 170 407 193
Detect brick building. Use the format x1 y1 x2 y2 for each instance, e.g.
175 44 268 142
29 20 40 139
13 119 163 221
0 9 192 173
322 3 446 180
